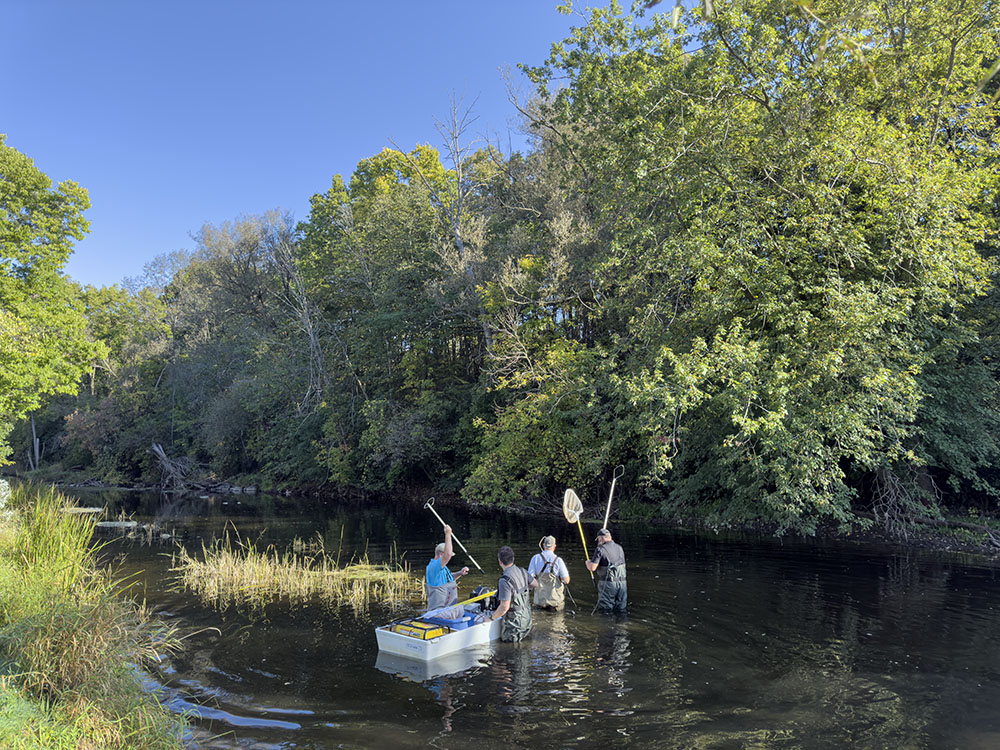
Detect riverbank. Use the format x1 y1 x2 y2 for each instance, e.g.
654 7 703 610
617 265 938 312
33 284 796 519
0 481 184 750
651 512 1000 563
10 467 1000 562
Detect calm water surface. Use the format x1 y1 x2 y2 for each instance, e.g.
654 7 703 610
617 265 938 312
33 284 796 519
63 488 1000 749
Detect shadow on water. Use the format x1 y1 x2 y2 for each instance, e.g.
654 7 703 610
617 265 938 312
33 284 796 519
53 486 1000 749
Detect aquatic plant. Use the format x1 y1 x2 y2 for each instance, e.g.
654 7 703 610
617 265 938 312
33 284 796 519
0 483 185 750
174 532 423 613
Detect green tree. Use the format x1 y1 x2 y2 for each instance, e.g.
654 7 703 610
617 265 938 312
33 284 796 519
506 0 1000 531
0 136 96 463
300 142 498 491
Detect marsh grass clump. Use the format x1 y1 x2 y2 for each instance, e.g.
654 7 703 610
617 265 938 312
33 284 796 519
175 532 423 613
0 483 184 750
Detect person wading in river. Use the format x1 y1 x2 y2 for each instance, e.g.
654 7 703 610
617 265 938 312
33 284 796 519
487 545 538 641
586 528 627 613
425 524 469 610
528 535 570 610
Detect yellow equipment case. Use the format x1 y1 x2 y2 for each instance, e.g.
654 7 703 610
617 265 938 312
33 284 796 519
388 620 449 640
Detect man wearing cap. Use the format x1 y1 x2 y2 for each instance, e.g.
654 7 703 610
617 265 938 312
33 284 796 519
528 535 571 610
425 524 470 610
585 528 627 613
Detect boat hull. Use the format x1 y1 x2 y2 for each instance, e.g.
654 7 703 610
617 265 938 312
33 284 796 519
375 616 502 661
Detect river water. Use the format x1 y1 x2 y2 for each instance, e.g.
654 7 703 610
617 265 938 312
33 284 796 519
63 488 1000 749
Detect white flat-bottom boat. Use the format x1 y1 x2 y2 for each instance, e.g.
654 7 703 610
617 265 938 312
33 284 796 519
375 613 502 661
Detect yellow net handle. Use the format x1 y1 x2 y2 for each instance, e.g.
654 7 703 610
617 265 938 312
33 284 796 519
563 489 593 580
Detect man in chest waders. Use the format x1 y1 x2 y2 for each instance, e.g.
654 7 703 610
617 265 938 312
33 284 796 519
425 524 470 610
528 535 570 610
487 545 538 642
586 528 627 614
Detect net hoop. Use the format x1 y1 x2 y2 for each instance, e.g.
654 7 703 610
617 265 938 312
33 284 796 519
562 488 583 524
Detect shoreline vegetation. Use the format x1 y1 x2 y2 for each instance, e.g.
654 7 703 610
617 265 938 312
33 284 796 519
173 532 423 613
13 467 1000 562
0 481 184 750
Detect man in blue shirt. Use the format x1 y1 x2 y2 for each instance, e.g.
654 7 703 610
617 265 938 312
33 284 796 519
425 524 470 610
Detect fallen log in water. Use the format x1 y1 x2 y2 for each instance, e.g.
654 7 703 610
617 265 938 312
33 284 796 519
150 442 195 491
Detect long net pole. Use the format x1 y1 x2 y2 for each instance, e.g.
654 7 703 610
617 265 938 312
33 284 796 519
424 497 484 573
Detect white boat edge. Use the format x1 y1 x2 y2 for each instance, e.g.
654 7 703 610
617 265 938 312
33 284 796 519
375 616 503 661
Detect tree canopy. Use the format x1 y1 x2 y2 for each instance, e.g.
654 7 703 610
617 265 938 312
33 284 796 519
0 136 96 464
10 0 1000 535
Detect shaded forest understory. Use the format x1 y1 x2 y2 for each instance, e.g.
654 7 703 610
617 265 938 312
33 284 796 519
5 0 1000 540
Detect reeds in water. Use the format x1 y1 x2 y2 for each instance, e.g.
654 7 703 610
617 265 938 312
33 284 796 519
174 532 423 613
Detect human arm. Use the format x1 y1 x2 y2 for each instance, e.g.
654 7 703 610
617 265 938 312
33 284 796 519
440 525 455 567
455 566 470 578
490 598 511 621
526 555 539 579
491 575 512 620
556 557 570 584
585 547 602 573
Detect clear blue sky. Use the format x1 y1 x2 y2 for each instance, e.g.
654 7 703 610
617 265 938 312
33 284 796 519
3 1 592 288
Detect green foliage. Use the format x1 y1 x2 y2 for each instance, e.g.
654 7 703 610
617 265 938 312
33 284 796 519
0 136 95 464
301 146 492 492
514 0 1000 531
12 1 1000 536
0 484 183 750
0 684 86 750
464 342 622 509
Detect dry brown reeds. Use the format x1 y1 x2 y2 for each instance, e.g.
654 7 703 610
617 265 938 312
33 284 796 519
173 532 422 613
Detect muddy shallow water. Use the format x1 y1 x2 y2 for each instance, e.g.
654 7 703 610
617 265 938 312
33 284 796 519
64 488 1000 749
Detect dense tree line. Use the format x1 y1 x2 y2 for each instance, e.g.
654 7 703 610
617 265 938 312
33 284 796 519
4 0 1000 534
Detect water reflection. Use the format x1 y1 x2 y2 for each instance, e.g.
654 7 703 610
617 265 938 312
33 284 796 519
374 646 493 682
49 487 1000 749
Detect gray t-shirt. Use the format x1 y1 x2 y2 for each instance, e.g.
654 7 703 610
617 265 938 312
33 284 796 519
590 540 626 569
497 565 533 602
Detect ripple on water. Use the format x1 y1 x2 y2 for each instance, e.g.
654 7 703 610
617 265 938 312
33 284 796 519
71 487 1000 749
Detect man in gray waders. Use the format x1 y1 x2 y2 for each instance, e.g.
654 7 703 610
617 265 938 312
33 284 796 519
487 545 538 641
586 528 627 613
528 535 570 610
425 524 470 610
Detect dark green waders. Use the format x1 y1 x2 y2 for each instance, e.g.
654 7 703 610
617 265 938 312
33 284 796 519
596 564 627 613
500 568 533 642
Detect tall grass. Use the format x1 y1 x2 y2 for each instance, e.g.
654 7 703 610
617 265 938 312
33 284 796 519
175 532 423 613
0 482 184 750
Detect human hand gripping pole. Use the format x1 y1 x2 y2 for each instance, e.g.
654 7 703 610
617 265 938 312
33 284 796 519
423 497 484 574
562 489 595 584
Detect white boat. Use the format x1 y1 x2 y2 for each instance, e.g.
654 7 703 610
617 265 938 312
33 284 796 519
374 612 502 661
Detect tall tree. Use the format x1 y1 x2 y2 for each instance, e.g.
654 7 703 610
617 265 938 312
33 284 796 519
0 136 96 463
502 0 1000 531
